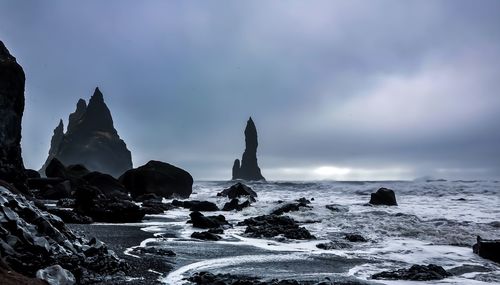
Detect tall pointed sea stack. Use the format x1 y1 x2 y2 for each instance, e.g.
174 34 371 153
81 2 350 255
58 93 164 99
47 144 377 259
41 87 132 177
232 117 265 181
0 41 27 191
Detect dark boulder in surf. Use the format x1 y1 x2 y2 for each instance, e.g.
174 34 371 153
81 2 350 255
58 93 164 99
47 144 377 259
217 182 257 199
371 264 451 281
238 215 315 240
369 187 398 206
473 236 500 263
189 211 229 229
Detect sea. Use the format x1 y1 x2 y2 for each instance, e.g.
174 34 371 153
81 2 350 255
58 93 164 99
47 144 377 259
127 180 500 284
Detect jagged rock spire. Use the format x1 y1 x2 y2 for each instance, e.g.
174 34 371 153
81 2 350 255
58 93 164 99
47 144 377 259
41 87 132 177
232 117 265 181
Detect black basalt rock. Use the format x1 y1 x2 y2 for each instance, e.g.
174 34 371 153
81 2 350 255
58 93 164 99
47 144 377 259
120 160 193 199
371 264 451 281
232 117 265 181
369 187 398 206
473 236 500 263
0 41 27 192
41 87 132 177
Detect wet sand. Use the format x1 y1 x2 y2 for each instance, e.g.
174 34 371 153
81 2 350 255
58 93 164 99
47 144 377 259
68 223 172 285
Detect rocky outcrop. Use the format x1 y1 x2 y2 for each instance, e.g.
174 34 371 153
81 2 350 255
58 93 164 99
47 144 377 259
232 117 265 181
41 88 132 177
0 41 26 192
217 182 257 199
371 264 451 281
189 211 229 229
120 160 193 199
0 183 129 283
191 231 222 241
473 236 500 263
369 188 398 206
222 198 251 211
172 200 219 211
238 215 315 240
270 198 311 215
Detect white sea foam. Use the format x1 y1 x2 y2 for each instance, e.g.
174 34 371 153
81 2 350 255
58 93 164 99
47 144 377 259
132 180 499 284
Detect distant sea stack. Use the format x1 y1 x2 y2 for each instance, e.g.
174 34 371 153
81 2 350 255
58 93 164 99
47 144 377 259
0 41 27 191
40 87 132 177
232 117 265 181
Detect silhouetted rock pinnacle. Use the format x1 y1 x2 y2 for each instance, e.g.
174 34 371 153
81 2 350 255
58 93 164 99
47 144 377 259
232 117 265 181
41 87 132 177
0 40 27 191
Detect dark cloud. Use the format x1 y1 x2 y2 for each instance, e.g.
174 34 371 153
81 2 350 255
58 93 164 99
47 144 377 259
1 0 499 180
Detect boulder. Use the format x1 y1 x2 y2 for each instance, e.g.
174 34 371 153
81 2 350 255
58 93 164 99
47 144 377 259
345 234 367 242
191 231 222 241
0 41 27 192
82 171 129 200
473 236 500 263
47 208 93 224
270 200 311 215
369 188 398 206
222 198 251 211
189 211 229 229
73 184 144 223
172 200 219 211
371 264 451 281
231 117 266 181
40 88 133 177
130 246 176 257
316 241 352 250
238 215 315 240
120 160 193 199
36 265 75 285
141 199 172 215
217 183 257 199
24 169 41 179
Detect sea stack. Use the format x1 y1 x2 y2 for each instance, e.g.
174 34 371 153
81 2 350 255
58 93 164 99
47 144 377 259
41 87 132 177
232 117 265 181
0 41 27 191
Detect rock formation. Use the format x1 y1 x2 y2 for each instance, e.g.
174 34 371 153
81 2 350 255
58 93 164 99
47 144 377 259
232 117 265 181
120 160 193 199
0 41 27 192
369 187 398 206
41 87 132 177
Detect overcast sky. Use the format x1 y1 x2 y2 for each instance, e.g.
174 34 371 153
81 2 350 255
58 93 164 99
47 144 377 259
1 1 499 180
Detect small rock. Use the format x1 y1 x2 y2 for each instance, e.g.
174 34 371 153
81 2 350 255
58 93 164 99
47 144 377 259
371 264 451 281
36 265 76 285
369 188 398 206
191 231 221 241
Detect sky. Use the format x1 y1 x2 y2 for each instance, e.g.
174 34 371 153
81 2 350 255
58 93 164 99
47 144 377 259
1 0 499 181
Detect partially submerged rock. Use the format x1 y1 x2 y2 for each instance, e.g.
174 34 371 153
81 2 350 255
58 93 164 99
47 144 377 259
120 160 193 199
371 264 451 281
222 198 251 211
238 215 315 240
369 188 398 206
316 241 352 250
189 211 229 229
473 236 500 263
345 234 367 243
191 231 222 241
217 182 257 199
270 199 311 215
172 200 219 211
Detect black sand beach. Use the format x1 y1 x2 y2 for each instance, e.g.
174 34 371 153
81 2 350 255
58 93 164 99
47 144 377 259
68 224 171 285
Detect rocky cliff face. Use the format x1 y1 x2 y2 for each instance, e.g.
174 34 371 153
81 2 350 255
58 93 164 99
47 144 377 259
41 87 132 177
232 117 265 181
0 41 26 191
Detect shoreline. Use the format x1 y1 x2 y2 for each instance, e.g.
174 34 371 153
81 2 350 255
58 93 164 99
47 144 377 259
67 223 170 285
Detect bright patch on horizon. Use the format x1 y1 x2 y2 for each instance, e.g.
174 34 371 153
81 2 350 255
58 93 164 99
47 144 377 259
314 166 351 177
